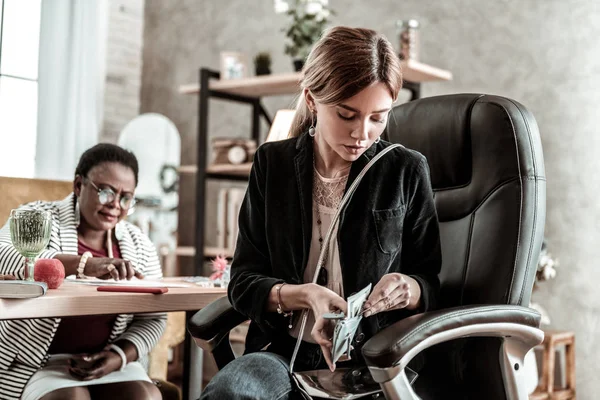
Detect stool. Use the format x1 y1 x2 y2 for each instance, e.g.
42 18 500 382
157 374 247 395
530 330 576 400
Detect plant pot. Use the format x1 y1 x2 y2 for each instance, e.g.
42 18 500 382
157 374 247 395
255 66 271 76
293 59 304 72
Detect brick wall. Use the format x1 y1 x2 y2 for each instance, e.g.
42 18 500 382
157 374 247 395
100 0 145 143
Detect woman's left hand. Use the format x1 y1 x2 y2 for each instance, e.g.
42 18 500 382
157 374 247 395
68 349 123 381
362 273 418 317
0 274 15 280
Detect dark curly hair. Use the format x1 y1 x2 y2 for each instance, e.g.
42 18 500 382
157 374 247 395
75 143 139 185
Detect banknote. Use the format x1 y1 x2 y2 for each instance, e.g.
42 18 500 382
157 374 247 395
347 283 372 318
330 283 372 364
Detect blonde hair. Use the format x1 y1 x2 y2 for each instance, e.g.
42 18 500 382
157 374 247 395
289 26 402 138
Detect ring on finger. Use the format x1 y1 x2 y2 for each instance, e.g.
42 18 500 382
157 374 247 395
383 297 391 309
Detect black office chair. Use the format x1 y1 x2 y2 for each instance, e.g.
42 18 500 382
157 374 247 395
188 94 546 399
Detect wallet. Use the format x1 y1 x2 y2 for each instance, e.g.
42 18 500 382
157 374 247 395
331 316 362 363
330 283 372 363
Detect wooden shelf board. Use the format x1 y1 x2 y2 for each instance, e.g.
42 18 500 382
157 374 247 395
178 61 452 97
401 59 453 82
176 246 234 258
179 72 302 97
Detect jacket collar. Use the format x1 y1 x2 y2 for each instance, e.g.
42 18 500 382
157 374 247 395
293 134 313 281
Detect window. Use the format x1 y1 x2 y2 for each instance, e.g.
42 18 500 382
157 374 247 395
0 0 42 178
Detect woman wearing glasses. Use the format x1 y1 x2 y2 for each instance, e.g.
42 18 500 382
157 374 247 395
0 144 164 400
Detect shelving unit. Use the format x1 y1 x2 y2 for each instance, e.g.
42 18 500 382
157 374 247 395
179 61 453 277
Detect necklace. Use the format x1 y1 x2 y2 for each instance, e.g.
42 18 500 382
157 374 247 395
313 162 348 286
313 156 352 179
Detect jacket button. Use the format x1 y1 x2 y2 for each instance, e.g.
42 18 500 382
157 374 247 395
356 333 365 343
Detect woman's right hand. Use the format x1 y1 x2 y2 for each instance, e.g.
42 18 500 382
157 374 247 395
305 283 347 372
84 257 144 281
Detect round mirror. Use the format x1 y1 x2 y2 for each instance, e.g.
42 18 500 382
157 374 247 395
118 113 181 248
118 113 181 210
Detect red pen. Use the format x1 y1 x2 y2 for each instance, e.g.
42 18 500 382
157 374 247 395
97 286 168 294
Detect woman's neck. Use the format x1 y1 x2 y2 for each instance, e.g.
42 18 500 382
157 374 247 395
313 139 351 179
78 221 109 250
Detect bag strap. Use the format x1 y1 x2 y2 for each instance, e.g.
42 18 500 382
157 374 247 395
289 143 402 372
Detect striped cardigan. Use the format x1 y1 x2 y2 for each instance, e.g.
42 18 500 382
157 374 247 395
0 193 167 399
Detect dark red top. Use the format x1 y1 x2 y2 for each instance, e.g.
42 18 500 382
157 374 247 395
47 240 121 355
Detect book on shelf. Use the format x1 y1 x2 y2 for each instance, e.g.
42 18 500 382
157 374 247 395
0 280 48 299
226 188 246 251
213 187 246 255
216 188 228 250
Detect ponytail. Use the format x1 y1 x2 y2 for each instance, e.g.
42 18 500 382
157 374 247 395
289 96 312 138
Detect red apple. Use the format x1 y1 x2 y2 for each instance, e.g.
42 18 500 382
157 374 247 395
34 259 65 289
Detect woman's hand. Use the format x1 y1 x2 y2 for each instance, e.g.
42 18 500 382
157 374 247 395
0 274 15 280
305 283 347 372
68 349 123 381
84 257 144 281
362 273 421 317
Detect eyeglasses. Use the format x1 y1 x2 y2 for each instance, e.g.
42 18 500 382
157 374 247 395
85 179 136 209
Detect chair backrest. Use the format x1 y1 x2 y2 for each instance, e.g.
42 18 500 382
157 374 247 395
384 94 546 397
0 177 72 224
385 94 545 309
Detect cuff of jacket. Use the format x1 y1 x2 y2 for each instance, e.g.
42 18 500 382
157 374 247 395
116 317 167 360
409 274 432 313
244 277 285 331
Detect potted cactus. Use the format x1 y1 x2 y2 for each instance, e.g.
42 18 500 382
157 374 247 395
254 52 272 76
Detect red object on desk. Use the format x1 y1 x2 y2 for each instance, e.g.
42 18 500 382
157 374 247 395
34 259 65 289
97 286 168 294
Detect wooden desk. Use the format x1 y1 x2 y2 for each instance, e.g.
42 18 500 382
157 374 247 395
0 279 226 319
0 278 227 400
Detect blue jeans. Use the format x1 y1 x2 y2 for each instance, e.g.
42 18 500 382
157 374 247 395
201 352 302 400
202 335 327 399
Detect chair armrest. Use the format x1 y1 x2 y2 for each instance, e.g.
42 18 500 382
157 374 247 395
362 304 542 370
187 296 248 370
188 296 247 342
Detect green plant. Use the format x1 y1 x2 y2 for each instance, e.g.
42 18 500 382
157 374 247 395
253 52 272 69
280 0 333 60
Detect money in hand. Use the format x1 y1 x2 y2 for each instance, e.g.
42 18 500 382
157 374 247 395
346 283 372 318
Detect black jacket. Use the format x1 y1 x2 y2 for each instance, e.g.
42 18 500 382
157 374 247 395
228 132 442 359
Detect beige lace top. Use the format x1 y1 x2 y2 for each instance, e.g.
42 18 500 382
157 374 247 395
289 166 349 342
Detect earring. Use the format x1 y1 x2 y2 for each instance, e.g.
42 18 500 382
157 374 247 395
375 136 381 144
74 199 81 227
308 111 316 137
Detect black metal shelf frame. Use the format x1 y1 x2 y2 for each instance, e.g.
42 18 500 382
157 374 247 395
193 68 275 276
